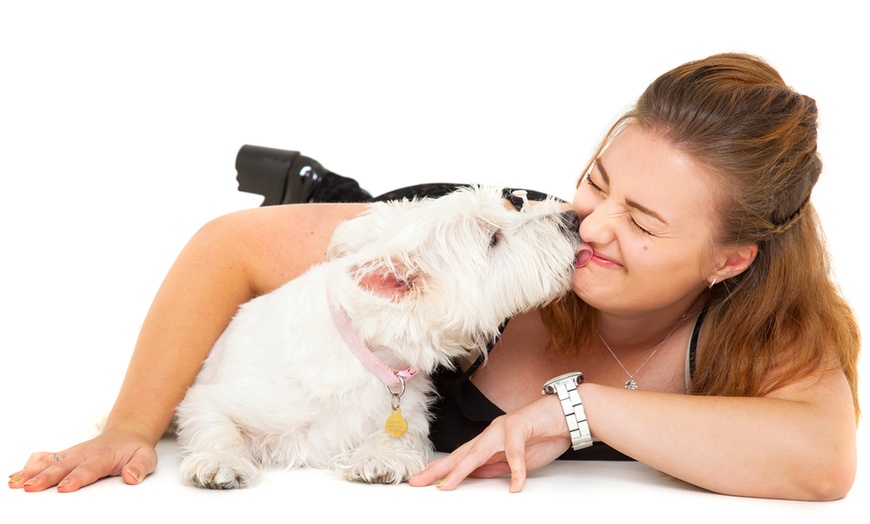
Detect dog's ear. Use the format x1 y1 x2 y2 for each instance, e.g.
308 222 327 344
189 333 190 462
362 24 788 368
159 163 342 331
327 218 370 259
353 258 420 299
327 200 425 260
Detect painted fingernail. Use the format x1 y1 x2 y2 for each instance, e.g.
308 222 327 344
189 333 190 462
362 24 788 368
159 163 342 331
436 478 447 489
8 474 22 484
126 467 142 484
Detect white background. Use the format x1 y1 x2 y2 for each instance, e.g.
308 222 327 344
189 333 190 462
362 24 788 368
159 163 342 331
1 1 866 521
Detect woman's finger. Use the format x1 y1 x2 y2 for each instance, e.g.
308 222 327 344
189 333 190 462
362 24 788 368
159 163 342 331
502 419 529 493
120 445 158 486
408 439 478 487
8 452 75 492
432 424 512 491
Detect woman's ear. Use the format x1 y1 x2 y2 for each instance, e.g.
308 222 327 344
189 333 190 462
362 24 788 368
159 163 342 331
709 244 758 286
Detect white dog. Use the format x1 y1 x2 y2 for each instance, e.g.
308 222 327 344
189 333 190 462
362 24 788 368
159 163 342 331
175 186 581 489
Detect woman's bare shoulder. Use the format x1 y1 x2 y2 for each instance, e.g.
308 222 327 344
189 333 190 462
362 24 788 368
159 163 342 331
204 203 371 294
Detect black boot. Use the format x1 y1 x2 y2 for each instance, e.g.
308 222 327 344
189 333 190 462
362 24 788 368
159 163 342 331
235 145 372 206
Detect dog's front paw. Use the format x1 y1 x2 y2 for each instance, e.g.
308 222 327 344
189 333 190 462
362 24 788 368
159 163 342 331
180 452 260 490
333 434 429 484
345 453 426 484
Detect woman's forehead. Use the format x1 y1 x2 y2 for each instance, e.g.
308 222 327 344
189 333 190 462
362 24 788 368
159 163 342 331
599 126 720 229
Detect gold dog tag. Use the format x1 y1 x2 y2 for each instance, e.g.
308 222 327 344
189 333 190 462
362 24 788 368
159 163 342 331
385 408 408 438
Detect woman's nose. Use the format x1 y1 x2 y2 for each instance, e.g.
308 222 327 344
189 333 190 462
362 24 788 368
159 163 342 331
578 204 616 245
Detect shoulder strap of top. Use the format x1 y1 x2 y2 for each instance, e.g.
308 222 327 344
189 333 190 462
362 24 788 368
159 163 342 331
684 306 708 392
458 319 508 380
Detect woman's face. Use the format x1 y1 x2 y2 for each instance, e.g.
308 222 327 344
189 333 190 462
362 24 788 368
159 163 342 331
571 125 723 315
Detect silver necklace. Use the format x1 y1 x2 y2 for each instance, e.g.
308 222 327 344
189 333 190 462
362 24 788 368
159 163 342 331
596 313 686 390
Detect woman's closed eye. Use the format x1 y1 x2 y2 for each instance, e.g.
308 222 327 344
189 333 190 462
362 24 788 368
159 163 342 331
585 172 604 194
585 173 655 236
628 215 654 235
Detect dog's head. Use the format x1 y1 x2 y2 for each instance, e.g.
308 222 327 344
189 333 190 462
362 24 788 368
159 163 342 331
327 185 581 373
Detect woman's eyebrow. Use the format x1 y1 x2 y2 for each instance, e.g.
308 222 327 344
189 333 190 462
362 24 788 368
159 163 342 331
595 159 669 226
627 197 669 226
595 159 610 185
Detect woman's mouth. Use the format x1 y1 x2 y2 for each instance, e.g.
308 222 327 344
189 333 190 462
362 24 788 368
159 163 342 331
588 252 622 269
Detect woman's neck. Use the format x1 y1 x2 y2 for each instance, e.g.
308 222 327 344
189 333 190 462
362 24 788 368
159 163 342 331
593 294 705 354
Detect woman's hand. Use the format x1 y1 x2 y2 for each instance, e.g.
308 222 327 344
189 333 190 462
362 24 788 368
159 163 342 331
409 395 572 492
7 425 158 493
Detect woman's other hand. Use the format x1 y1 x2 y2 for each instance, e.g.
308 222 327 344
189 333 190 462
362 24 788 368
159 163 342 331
8 426 157 493
409 395 572 492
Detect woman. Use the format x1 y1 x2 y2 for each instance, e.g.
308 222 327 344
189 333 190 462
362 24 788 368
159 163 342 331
8 53 860 500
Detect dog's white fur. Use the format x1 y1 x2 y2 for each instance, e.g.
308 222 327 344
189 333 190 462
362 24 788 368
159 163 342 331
175 186 581 489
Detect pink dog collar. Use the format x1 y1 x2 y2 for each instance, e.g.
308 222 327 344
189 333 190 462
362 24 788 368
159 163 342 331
326 290 418 390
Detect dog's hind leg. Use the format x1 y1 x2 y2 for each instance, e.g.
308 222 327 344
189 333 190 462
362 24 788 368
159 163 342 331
175 387 261 489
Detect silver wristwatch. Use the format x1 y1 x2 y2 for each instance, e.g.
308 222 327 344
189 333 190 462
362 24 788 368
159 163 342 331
542 371 593 451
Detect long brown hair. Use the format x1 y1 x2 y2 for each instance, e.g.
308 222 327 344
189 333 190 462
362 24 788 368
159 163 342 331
541 53 861 419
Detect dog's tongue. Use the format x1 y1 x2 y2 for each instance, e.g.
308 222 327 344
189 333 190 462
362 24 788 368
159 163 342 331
574 243 593 268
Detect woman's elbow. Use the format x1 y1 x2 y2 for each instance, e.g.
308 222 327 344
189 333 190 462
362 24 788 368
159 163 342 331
791 440 857 501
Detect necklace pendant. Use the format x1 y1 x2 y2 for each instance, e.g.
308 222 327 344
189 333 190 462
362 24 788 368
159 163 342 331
624 379 638 390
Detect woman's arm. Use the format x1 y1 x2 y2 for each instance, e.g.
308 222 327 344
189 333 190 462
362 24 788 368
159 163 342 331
410 363 856 501
9 202 368 492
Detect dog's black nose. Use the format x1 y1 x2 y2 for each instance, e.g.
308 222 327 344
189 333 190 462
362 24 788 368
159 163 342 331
559 210 580 234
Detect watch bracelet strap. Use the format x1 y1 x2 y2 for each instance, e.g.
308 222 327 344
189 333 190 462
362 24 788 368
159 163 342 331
555 382 593 450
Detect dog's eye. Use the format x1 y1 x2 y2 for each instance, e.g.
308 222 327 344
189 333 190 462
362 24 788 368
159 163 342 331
490 231 502 248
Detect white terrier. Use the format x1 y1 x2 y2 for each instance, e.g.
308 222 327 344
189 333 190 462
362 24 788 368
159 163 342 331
175 186 582 489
